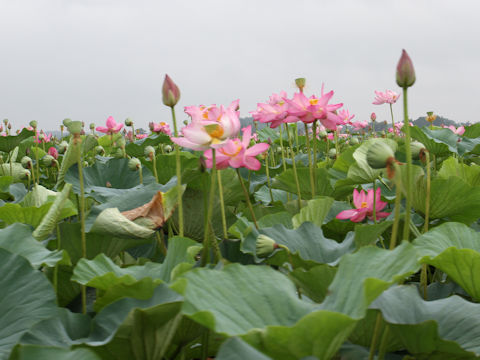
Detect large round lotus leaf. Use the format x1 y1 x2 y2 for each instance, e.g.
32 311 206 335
216 337 272 360
9 346 101 360
437 156 480 187
371 285 480 358
320 241 420 319
409 126 458 155
125 133 172 158
413 222 480 300
177 264 317 336
0 128 35 153
0 249 58 360
272 167 334 199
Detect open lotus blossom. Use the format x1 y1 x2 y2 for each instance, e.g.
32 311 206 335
372 90 401 105
283 86 344 130
203 125 269 170
351 121 369 130
185 99 239 124
250 91 290 129
388 127 401 136
172 102 241 151
96 116 123 134
442 125 465 136
336 188 390 222
47 147 58 159
35 132 52 144
338 109 355 125
136 133 148 139
327 132 349 140
149 121 171 136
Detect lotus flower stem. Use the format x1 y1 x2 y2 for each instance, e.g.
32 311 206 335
377 326 390 360
402 87 412 240
373 181 377 224
389 104 396 138
34 135 40 184
217 170 228 240
424 151 431 233
334 130 340 157
201 330 209 360
53 223 61 296
156 231 167 256
138 166 143 185
171 107 184 237
236 169 259 229
368 312 383 360
304 123 315 197
284 124 302 209
265 149 274 204
390 167 402 249
75 135 87 314
151 154 159 183
294 123 299 157
278 126 287 172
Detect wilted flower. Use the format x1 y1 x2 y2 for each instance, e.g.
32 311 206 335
336 188 390 222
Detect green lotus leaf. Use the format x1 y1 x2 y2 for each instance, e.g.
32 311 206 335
437 156 480 187
9 346 101 360
0 249 58 360
320 241 420 319
216 337 272 360
409 126 458 155
288 264 337 303
272 167 334 199
413 222 480 300
292 196 334 229
371 285 480 358
125 133 172 158
0 128 35 154
353 221 394 248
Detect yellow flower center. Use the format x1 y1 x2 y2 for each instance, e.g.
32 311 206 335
205 124 224 139
309 98 319 105
360 201 368 208
223 140 243 156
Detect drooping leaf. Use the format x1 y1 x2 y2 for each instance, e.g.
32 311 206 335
292 197 334 229
0 128 35 154
409 126 458 155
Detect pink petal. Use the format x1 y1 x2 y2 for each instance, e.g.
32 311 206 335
245 143 269 157
96 126 109 133
336 209 360 220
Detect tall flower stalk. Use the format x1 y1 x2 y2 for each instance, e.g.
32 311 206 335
304 123 315 197
285 123 302 209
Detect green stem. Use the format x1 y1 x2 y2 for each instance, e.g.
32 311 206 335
217 170 228 240
236 169 259 229
368 312 383 360
76 135 87 314
34 130 40 184
389 104 396 138
373 180 377 224
265 149 274 204
156 231 167 256
424 151 431 233
377 326 390 360
421 263 428 300
285 124 302 209
151 154 159 183
402 87 412 241
304 123 315 198
201 330 210 360
54 223 61 299
390 169 402 249
334 130 340 157
279 126 287 172
171 107 184 237
312 120 318 185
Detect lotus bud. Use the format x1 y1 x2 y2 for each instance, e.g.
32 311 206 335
411 141 426 160
370 112 377 122
41 154 55 166
183 120 188 126
89 123 95 130
366 141 396 169
295 78 306 92
38 133 45 142
144 145 156 159
164 144 172 153
318 130 328 138
7 123 11 130
162 74 181 108
328 148 337 159
396 49 416 88
350 137 359 145
3 119 8 125
21 156 32 169
80 129 85 135
267 137 272 145
256 234 279 258
29 120 38 129
83 161 89 167
125 118 133 127
128 157 141 171
48 147 58 159
22 169 31 180
58 141 68 154
95 145 105 156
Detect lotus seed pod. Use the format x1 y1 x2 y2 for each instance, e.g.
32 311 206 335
366 141 396 169
66 120 83 135
58 141 68 154
164 145 172 153
89 123 95 130
295 77 306 92
3 119 8 125
95 145 105 156
411 141 426 160
21 156 32 169
183 120 188 126
63 118 72 127
128 157 141 171
144 145 156 158
29 120 38 128
328 148 337 159
125 118 133 127
41 154 55 166
350 137 359 145
256 234 278 258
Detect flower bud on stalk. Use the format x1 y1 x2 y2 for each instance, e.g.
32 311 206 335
162 75 181 108
29 120 38 129
426 111 437 124
366 141 397 178
41 155 55 167
396 49 416 88
371 112 377 122
144 145 156 160
411 141 426 161
128 157 141 171
89 123 95 130
164 145 173 153
256 235 279 258
125 118 133 127
21 156 32 169
95 145 105 156
58 141 68 154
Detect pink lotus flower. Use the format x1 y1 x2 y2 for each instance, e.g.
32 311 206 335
35 132 53 144
372 90 400 105
149 121 172 136
251 91 290 129
284 88 344 130
443 125 465 136
48 147 58 159
327 132 349 140
351 121 369 130
336 188 390 222
338 109 355 125
136 134 148 139
96 116 124 134
203 126 269 170
172 102 241 151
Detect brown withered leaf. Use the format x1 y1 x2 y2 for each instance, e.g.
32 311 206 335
121 191 165 229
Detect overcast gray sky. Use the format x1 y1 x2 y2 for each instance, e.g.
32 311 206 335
1 0 479 131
